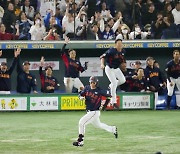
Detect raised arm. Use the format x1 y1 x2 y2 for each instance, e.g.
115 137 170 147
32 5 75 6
16 48 24 73
8 49 21 74
60 36 70 55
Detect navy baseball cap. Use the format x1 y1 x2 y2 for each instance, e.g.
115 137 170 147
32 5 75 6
23 61 30 65
89 76 98 83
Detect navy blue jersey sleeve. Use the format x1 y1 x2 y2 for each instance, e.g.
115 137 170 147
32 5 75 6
79 85 88 97
16 56 23 73
100 48 111 59
60 44 68 55
8 57 17 75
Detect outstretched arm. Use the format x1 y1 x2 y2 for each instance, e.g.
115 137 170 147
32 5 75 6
60 36 70 55
8 48 21 74
16 48 24 73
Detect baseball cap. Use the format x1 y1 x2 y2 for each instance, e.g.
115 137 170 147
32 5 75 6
89 76 98 83
45 65 53 71
0 62 7 66
22 61 30 65
135 60 142 65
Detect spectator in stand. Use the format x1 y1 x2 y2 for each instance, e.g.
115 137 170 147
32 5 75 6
143 24 153 39
29 17 46 40
21 0 35 21
142 3 157 26
151 12 171 39
100 15 123 40
17 11 32 40
129 24 150 39
44 26 60 40
62 5 85 39
44 9 62 35
163 3 174 23
0 23 19 40
100 2 113 22
87 21 100 40
39 56 60 93
0 6 4 23
16 49 38 94
0 49 20 94
38 0 56 17
2 2 16 33
144 57 166 105
76 11 87 40
116 24 130 40
86 0 98 20
14 0 21 19
172 1 180 36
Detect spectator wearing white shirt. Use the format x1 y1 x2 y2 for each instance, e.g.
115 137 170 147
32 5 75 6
62 4 85 38
29 17 46 40
101 2 113 21
172 1 180 25
21 0 35 20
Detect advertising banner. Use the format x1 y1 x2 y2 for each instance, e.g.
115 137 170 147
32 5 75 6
0 97 27 111
61 96 85 110
122 95 151 109
28 61 59 70
80 57 103 77
30 97 58 110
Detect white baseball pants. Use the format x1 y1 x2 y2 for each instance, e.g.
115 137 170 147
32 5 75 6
79 111 116 135
105 65 126 104
64 77 84 93
167 77 180 96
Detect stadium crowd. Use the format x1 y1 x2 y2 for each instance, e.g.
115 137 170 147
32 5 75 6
0 0 180 40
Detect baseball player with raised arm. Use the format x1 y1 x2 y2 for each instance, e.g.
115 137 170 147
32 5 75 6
100 39 126 108
73 76 118 147
39 57 60 93
165 50 180 109
0 49 20 94
60 36 88 93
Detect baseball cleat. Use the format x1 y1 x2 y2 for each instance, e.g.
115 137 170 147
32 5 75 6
113 103 119 109
73 141 84 147
114 127 118 139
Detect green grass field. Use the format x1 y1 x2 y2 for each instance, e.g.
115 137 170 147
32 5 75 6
0 110 180 154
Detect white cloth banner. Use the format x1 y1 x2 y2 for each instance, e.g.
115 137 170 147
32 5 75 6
80 57 103 77
29 61 59 70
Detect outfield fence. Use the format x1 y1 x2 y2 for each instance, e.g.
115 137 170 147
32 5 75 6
0 92 154 111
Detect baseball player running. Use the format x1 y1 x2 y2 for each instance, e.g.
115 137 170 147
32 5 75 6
73 76 118 147
100 39 126 108
165 50 180 109
60 36 88 93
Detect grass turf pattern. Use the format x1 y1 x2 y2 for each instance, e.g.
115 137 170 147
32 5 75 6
0 110 179 154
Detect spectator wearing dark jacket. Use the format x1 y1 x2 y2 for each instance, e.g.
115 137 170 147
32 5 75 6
2 2 16 33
